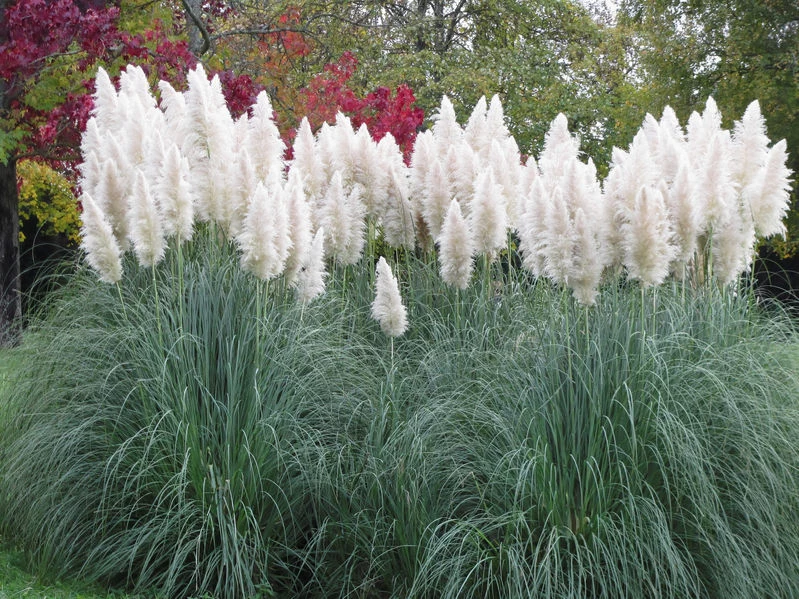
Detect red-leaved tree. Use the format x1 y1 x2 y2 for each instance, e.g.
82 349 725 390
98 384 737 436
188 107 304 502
0 0 260 345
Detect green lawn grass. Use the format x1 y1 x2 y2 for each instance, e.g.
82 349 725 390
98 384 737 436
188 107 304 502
0 540 120 599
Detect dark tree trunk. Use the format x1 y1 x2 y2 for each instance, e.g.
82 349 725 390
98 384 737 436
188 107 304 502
0 0 20 347
183 0 209 56
0 156 20 347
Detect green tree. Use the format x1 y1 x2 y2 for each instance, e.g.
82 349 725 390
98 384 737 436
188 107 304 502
619 0 799 252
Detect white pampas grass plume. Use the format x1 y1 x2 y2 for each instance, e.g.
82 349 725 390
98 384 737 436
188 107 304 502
247 91 286 182
485 95 510 142
119 64 156 112
621 185 676 287
541 186 575 287
450 143 479 214
470 169 507 257
698 131 737 228
296 227 327 303
128 170 166 268
320 171 366 265
409 129 436 207
711 209 755 286
732 100 770 188
95 158 130 249
80 192 123 283
744 139 792 237
91 66 119 132
421 157 452 240
463 96 488 154
381 168 416 249
156 144 194 242
570 208 604 306
518 176 548 276
439 199 475 289
238 182 288 280
432 95 462 150
667 157 701 266
490 138 522 227
284 170 313 285
539 114 581 179
371 257 408 337
78 146 102 200
225 148 257 238
183 66 236 224
157 80 187 148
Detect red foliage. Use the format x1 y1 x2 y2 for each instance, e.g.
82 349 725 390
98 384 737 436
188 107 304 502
0 0 262 165
298 52 424 162
1 0 423 169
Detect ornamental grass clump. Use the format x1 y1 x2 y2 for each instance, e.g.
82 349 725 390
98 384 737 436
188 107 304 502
2 64 798 599
0 231 382 599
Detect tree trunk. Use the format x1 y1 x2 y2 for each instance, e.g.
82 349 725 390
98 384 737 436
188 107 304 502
183 0 209 56
0 156 20 347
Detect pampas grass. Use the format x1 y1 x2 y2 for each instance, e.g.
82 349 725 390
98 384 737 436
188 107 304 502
2 237 799 598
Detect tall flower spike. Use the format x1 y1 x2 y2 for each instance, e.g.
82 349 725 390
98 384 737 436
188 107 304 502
422 157 453 240
128 170 166 268
439 199 475 289
80 192 123 284
320 171 366 265
156 144 194 243
372 257 408 337
238 182 286 280
92 67 119 132
745 139 792 238
296 227 327 303
96 158 131 249
541 186 575 287
463 95 488 155
621 185 675 287
732 100 771 189
470 168 507 258
569 208 604 306
712 208 755 286
284 170 313 285
432 95 463 151
248 91 286 183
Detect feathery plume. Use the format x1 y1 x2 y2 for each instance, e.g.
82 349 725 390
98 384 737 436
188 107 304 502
732 100 771 189
284 170 313 285
95 158 130 249
128 170 166 268
371 257 408 337
91 66 119 132
422 157 453 240
469 168 507 257
518 177 548 277
463 96 488 154
744 139 792 238
320 171 366 265
620 185 675 287
156 144 194 242
439 199 475 289
80 192 123 284
569 208 604 306
296 227 327 303
712 208 755 286
432 95 463 150
238 182 286 280
247 91 286 182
